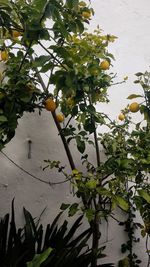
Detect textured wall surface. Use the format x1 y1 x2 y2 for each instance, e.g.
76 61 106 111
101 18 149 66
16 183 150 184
0 1 150 266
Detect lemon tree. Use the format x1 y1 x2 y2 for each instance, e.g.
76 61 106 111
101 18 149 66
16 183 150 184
0 1 149 267
0 1 117 266
102 72 150 266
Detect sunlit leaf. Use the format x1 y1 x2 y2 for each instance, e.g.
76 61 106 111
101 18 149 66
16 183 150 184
115 196 129 211
127 94 143 100
68 203 79 216
138 190 150 204
27 248 52 267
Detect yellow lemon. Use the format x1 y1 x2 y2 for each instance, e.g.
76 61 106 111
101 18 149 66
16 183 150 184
129 102 139 113
1 51 9 61
45 98 56 112
81 11 91 19
12 30 22 38
100 60 110 70
118 113 125 121
56 113 64 123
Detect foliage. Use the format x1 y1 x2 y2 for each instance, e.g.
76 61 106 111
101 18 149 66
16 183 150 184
0 200 114 267
0 0 116 150
0 1 150 267
99 72 150 266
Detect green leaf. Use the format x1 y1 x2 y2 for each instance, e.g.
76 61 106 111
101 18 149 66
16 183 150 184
87 105 96 114
0 115 7 122
115 196 129 211
75 19 84 33
27 248 52 267
66 0 79 10
50 46 70 59
85 208 95 222
84 118 95 134
68 203 79 216
79 103 86 112
134 80 140 84
76 136 85 153
96 187 112 197
106 52 115 60
32 0 48 12
135 72 143 77
20 95 32 103
71 105 78 116
140 105 150 122
60 203 70 210
33 55 51 68
0 0 10 6
40 62 54 72
66 0 73 8
127 94 143 100
78 131 87 136
86 180 97 189
138 190 150 204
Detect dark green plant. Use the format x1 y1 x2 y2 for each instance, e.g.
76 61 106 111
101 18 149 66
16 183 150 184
0 200 114 267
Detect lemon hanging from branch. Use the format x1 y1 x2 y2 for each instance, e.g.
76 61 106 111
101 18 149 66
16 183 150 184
81 11 91 19
56 113 65 123
129 102 140 113
44 98 56 112
100 60 110 70
118 113 125 121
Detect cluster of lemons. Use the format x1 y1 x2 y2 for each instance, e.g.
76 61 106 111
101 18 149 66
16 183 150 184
118 102 140 121
44 98 64 123
1 25 110 123
44 60 110 122
0 30 22 62
79 1 92 19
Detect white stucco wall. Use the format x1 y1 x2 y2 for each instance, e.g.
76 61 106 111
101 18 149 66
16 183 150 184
0 0 150 266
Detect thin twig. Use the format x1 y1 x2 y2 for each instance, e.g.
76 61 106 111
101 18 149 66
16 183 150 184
18 42 32 72
38 41 68 71
63 115 74 130
111 80 125 86
30 54 47 92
